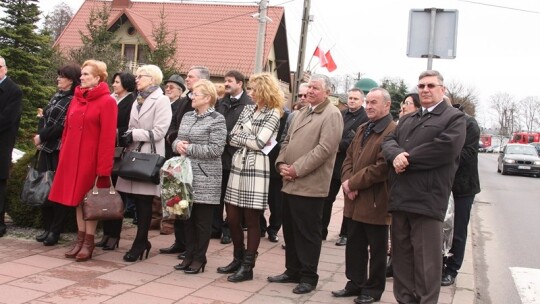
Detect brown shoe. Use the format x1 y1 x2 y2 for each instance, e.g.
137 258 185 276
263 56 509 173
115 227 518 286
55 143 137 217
65 231 85 258
75 234 95 262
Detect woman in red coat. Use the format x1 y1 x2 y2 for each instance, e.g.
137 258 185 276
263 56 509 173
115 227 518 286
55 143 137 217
48 59 117 262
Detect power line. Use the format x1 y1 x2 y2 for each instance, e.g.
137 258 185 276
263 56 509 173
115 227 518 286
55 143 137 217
457 0 540 14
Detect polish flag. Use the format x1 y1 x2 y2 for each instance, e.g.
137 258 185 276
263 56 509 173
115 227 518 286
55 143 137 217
313 46 328 67
324 51 337 72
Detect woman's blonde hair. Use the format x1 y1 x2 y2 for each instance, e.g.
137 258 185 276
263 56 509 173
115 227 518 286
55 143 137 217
248 73 284 114
192 79 217 106
136 64 163 85
82 59 108 82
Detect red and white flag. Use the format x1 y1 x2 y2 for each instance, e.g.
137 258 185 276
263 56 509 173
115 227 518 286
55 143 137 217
324 50 337 72
313 46 328 67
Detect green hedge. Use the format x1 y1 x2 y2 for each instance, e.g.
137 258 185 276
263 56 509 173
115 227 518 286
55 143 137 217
6 152 77 232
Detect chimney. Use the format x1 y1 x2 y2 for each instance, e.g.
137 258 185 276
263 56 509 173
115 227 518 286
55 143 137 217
112 0 132 8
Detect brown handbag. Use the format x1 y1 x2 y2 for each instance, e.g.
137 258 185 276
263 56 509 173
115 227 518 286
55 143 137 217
82 177 124 221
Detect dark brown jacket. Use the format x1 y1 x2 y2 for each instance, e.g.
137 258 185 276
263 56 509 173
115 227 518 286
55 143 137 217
342 114 396 225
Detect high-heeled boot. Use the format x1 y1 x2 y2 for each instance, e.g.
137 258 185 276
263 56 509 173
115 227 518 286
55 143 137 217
65 231 85 258
103 237 119 250
75 234 95 262
217 247 244 274
227 251 256 282
94 235 109 247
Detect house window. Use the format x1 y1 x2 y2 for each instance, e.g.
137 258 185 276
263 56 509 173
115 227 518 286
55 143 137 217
124 44 136 62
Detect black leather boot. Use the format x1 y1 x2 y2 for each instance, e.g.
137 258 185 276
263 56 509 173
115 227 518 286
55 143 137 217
227 251 256 282
217 247 244 274
36 231 49 242
43 232 60 246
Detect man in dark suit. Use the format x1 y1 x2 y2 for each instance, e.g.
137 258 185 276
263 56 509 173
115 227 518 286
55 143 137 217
159 67 208 256
0 56 23 237
321 88 368 245
382 70 466 304
213 70 253 245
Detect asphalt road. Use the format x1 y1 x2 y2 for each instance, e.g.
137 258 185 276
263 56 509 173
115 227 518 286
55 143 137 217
473 153 540 304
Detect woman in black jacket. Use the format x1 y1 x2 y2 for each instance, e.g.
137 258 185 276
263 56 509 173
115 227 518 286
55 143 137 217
34 64 81 246
94 72 136 250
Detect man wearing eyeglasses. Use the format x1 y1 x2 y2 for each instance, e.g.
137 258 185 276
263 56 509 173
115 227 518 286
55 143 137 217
160 66 208 256
382 70 466 304
0 56 23 237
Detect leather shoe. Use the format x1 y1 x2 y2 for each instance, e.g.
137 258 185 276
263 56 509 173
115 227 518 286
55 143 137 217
220 234 232 244
335 236 347 246
267 273 300 283
159 243 184 254
354 295 375 304
441 273 456 286
268 233 279 243
177 251 186 259
293 282 315 294
332 288 358 297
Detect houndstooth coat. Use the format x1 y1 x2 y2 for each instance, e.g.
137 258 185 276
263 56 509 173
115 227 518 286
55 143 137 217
224 105 280 210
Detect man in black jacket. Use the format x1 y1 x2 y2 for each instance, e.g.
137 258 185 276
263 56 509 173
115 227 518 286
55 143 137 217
322 88 368 245
213 70 253 244
0 56 22 237
382 70 466 304
442 104 480 286
159 66 208 256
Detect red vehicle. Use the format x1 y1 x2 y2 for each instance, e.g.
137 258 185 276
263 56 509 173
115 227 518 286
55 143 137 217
480 134 492 148
509 132 540 144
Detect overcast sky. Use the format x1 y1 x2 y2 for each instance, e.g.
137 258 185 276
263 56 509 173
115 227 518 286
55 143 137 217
37 0 540 127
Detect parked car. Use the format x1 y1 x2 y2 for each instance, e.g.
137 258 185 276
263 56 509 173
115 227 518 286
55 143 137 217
497 144 540 177
486 145 501 153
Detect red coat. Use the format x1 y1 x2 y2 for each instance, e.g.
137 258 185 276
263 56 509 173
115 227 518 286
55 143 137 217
49 82 117 206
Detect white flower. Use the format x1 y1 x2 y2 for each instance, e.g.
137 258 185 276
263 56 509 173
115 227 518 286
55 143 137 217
179 200 189 209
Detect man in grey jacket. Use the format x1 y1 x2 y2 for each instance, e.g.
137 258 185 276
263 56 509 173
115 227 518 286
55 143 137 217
382 70 466 304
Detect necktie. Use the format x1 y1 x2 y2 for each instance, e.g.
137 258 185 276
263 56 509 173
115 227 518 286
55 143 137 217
361 121 375 147
230 97 238 103
422 108 429 116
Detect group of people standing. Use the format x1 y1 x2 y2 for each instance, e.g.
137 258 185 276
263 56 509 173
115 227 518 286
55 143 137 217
0 58 480 304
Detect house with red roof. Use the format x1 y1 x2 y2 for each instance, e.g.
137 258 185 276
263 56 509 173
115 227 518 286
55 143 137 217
55 0 291 86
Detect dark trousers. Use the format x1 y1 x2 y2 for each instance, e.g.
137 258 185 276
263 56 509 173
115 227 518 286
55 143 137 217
0 179 6 230
339 217 350 237
444 195 475 277
321 178 341 239
212 169 230 236
392 211 442 304
172 219 186 250
345 220 388 300
282 193 324 286
184 203 213 263
126 193 153 252
260 177 283 235
41 200 71 234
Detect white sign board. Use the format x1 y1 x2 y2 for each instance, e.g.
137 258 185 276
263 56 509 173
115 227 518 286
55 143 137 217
407 9 459 59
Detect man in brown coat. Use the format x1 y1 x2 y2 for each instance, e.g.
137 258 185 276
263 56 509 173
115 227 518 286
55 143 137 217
332 88 396 304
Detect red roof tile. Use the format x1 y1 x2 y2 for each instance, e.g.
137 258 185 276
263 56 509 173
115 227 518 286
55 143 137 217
55 0 287 78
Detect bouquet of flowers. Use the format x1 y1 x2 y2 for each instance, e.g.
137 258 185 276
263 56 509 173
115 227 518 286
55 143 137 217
160 156 193 220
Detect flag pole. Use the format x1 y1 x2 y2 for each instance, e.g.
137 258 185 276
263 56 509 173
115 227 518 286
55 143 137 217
305 38 322 72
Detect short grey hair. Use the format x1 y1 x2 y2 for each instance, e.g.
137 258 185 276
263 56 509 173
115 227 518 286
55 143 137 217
309 74 333 94
348 87 365 99
189 66 210 80
137 64 163 85
298 82 309 90
369 87 391 103
419 70 444 85
0 56 5 66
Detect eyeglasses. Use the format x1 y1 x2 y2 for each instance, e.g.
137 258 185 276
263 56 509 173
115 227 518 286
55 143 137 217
403 101 414 106
417 83 443 90
165 84 179 90
297 94 307 98
135 74 152 79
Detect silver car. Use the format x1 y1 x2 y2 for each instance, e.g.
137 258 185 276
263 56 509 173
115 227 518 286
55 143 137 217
497 144 540 177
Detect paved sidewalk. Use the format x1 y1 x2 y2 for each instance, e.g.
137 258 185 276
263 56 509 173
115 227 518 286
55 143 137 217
0 192 470 304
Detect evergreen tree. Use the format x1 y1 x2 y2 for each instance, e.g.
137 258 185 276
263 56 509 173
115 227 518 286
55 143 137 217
146 8 180 79
381 77 409 120
0 0 56 151
69 3 121 79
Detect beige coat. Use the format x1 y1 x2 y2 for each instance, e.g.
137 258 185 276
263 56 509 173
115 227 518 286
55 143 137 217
116 88 172 196
276 98 343 197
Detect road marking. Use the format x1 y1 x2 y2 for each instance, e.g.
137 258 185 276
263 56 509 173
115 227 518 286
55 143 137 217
511 267 540 304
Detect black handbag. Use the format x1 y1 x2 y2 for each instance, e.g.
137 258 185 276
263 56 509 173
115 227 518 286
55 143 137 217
112 147 124 176
21 151 54 207
82 177 124 221
117 130 165 184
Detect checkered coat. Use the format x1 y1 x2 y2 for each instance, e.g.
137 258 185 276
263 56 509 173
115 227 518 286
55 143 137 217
224 105 280 210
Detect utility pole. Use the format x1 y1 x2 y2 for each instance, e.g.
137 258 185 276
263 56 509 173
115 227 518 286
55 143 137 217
254 0 268 73
293 0 311 101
